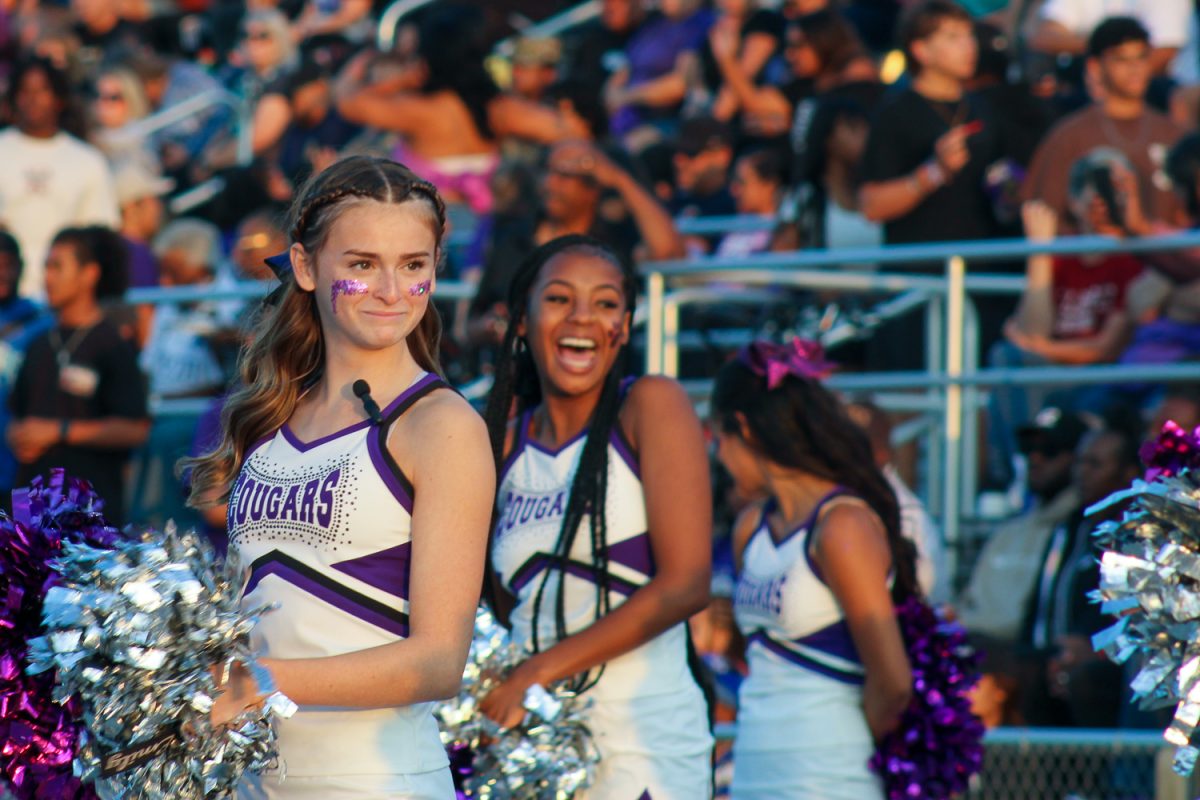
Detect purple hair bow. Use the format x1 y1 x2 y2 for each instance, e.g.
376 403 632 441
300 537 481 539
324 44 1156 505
264 251 292 280
738 338 835 389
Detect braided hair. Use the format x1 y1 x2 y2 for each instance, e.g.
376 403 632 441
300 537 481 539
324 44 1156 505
483 235 637 693
185 156 448 507
711 357 921 603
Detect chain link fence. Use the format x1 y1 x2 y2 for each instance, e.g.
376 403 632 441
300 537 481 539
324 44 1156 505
714 726 1200 799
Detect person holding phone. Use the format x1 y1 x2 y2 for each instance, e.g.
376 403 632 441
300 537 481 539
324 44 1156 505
857 0 1007 370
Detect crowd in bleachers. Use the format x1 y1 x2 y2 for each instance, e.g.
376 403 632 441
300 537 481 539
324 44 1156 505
4 0 1200 751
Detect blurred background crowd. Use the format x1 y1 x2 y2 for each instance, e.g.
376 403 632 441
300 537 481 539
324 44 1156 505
3 0 1200 782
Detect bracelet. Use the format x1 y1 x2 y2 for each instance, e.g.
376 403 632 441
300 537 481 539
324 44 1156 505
919 160 947 191
59 419 70 445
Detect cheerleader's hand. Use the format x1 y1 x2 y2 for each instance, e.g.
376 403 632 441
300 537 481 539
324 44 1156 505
479 660 544 730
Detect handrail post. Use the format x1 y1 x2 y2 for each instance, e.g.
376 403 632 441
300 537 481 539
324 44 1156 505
942 256 966 552
664 297 680 378
924 293 945 516
647 271 665 375
961 293 981 518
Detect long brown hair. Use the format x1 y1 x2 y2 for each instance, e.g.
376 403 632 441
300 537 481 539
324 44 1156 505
184 156 448 507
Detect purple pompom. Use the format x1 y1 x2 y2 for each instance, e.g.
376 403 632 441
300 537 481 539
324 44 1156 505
869 598 986 800
0 471 122 799
1139 420 1200 481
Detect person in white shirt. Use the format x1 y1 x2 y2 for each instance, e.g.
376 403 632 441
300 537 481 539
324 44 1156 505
845 400 948 604
0 57 119 300
1030 2 1193 75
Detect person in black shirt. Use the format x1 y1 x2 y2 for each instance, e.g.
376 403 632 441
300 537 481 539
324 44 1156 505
7 226 149 525
858 0 1003 370
562 0 652 95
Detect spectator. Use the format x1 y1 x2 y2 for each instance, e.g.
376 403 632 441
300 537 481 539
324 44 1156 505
0 56 120 300
510 37 563 104
143 218 230 400
957 406 1094 643
989 154 1144 486
1022 17 1184 229
793 96 881 251
334 4 588 215
0 233 52 495
711 9 880 143
716 147 789 256
88 66 153 168
859 0 1003 369
846 399 949 603
605 0 714 144
71 0 142 57
234 8 299 156
274 61 360 187
469 141 683 346
113 159 173 290
1023 425 1140 727
1028 0 1191 76
7 225 149 525
1004 155 1143 368
290 0 373 48
670 115 738 219
697 0 784 123
127 48 235 179
562 0 651 96
230 207 288 281
1146 384 1200 437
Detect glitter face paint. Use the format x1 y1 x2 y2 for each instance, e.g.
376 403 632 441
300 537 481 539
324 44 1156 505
409 279 432 297
330 279 368 314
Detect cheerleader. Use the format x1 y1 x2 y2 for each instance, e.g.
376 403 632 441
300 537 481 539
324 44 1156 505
186 156 494 799
480 235 714 799
712 340 918 799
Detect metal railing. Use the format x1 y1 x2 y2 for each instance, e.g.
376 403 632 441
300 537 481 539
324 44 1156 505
642 231 1200 554
122 86 253 167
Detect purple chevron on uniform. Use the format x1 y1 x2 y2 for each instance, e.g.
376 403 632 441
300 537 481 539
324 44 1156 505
330 542 412 600
605 532 654 576
637 792 652 799
795 619 861 662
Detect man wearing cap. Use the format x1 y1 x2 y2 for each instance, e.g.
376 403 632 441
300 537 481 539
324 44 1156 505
956 406 1095 644
114 161 173 290
1021 425 1140 726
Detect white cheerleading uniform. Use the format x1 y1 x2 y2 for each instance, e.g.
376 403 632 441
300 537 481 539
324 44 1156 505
732 489 883 800
491 399 714 800
229 372 455 799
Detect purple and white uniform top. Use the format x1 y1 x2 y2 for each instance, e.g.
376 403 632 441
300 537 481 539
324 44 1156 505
731 489 885 798
492 407 688 702
492 400 713 800
229 372 449 780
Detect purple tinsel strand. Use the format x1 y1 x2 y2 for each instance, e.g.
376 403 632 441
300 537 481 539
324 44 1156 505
1139 420 1200 482
869 597 986 800
0 471 123 799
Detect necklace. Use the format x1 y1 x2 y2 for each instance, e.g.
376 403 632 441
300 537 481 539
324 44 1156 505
48 324 96 370
928 96 969 130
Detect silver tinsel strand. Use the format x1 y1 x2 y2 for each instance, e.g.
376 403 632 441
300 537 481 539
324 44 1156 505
25 523 297 798
1091 476 1200 775
436 608 599 798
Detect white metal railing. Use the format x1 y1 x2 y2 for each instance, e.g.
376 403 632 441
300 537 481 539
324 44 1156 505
642 231 1200 556
122 87 253 166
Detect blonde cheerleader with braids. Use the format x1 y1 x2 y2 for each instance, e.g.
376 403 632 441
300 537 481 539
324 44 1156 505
480 235 714 799
185 156 495 799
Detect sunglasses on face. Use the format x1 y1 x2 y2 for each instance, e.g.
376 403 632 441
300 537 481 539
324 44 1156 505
97 93 125 103
245 30 272 42
548 166 597 185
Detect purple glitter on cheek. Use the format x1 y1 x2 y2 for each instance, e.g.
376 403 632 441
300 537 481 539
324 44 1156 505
410 279 432 297
330 279 369 314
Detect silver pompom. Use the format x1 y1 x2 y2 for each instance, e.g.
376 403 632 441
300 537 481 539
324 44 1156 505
435 608 599 798
26 523 296 798
1091 475 1200 774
